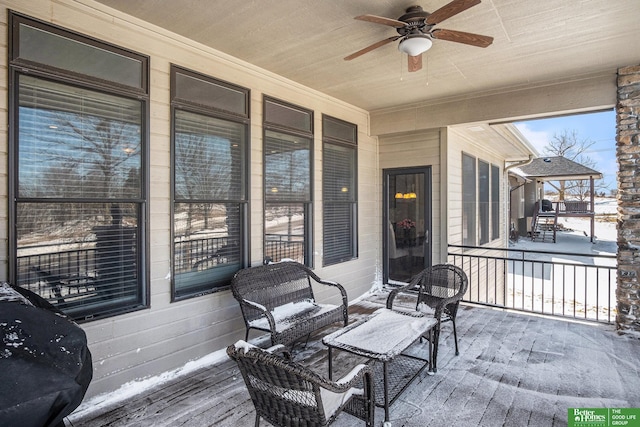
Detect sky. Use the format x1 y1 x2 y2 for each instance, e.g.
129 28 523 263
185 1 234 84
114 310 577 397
514 110 617 192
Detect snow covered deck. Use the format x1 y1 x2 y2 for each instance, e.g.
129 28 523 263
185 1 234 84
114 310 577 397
68 292 640 427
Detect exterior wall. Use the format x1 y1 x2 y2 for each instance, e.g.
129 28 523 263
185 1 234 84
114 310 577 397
0 0 380 397
447 128 509 305
377 126 513 306
378 129 444 263
447 129 510 248
617 64 640 333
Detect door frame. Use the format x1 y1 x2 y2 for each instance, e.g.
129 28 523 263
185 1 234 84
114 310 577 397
383 166 433 284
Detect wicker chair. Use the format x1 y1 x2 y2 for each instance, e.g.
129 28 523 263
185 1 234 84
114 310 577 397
230 261 349 347
386 264 468 372
227 340 375 427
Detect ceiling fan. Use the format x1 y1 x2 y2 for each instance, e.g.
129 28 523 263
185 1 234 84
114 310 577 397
345 0 493 72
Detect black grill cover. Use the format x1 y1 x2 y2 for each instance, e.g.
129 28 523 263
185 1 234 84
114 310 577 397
0 283 92 427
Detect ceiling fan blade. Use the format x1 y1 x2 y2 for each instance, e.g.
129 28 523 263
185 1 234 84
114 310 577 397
408 55 423 72
355 14 407 28
426 0 481 25
432 28 493 47
344 36 400 61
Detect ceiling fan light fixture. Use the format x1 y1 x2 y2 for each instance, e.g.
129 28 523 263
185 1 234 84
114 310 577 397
398 34 432 56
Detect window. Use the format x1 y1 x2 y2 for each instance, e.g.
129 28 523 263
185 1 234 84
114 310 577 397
263 97 313 266
171 66 249 299
322 115 357 266
491 164 500 240
462 154 477 246
478 160 490 245
462 153 501 247
9 13 149 321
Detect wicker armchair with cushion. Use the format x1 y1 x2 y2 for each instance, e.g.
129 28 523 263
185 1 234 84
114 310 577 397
386 264 469 372
227 340 375 427
230 261 349 347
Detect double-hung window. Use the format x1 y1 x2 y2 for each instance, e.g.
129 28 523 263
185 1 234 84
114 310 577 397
263 97 313 266
171 66 249 299
322 115 358 266
9 13 149 320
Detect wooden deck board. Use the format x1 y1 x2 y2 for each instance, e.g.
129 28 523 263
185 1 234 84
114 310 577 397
68 293 640 427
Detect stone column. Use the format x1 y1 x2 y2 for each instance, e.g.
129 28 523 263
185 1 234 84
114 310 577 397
617 64 640 333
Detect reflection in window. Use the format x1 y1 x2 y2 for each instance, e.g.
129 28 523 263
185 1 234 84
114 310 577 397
16 81 143 317
10 14 148 321
264 130 311 264
18 77 142 199
263 98 313 265
171 66 249 299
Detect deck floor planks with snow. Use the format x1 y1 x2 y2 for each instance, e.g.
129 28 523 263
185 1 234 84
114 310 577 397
68 293 640 427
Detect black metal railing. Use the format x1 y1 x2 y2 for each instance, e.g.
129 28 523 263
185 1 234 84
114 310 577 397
17 244 97 299
264 234 304 263
448 245 617 324
174 235 232 272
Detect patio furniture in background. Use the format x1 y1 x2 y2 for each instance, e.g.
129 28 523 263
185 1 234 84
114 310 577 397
0 282 92 427
31 266 95 303
322 308 436 423
386 263 469 372
230 261 349 347
30 266 66 304
227 340 375 427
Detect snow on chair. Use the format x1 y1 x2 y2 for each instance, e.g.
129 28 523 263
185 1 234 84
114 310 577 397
227 340 375 427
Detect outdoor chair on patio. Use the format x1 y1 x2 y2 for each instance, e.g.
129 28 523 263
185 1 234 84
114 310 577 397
230 261 349 348
227 340 375 427
386 263 468 372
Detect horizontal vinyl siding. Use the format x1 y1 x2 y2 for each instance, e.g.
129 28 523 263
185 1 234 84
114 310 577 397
447 131 507 248
379 130 443 262
447 129 508 305
0 0 379 398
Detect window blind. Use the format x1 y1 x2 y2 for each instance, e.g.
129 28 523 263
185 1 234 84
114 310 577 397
11 13 148 322
322 115 357 266
171 66 249 298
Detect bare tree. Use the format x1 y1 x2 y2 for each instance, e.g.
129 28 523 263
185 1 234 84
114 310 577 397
47 115 141 199
17 110 140 237
543 129 606 200
174 132 233 231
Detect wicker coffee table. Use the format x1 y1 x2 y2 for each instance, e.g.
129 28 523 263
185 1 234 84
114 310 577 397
322 308 437 423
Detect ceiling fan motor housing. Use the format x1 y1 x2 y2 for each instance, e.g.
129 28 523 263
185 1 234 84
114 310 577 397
397 5 432 37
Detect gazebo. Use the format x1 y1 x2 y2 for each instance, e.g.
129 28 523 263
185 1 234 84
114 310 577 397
508 156 603 242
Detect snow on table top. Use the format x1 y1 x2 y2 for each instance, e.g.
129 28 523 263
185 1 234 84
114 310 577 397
324 308 436 359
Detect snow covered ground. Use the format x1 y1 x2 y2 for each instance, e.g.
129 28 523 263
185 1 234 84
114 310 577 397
512 197 617 253
507 197 617 321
